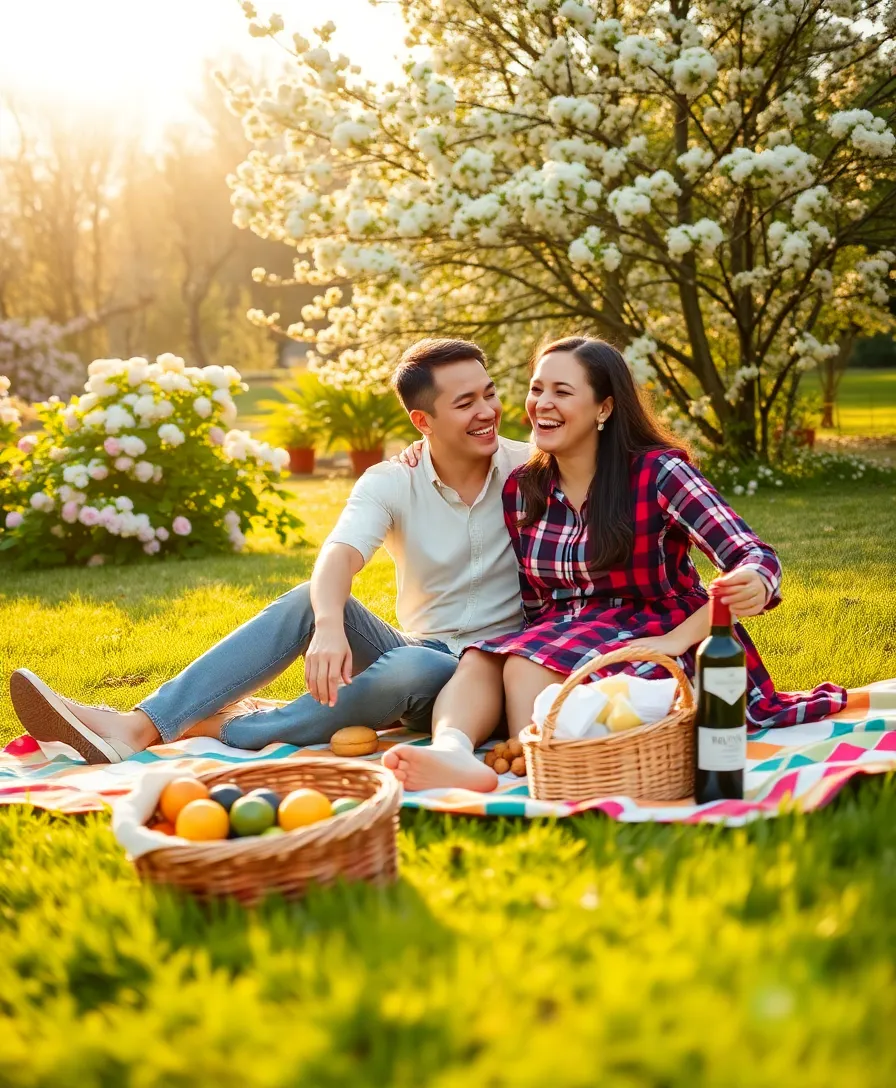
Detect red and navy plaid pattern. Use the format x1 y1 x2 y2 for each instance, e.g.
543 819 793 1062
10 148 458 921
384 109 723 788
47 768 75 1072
472 449 847 727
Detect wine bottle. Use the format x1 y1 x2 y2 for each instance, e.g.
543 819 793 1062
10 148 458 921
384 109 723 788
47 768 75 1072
694 587 747 803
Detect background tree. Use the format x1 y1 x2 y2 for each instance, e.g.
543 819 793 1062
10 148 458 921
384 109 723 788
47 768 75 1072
229 0 896 459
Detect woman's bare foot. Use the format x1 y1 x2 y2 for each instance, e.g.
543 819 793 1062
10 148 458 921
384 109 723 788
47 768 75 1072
382 742 499 792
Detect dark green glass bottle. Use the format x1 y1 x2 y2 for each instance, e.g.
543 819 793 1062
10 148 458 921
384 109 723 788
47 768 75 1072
694 589 747 803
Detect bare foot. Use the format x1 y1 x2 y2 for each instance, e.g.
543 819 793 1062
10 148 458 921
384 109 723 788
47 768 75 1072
382 742 499 792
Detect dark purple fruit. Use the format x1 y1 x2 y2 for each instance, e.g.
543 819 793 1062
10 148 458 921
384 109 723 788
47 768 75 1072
208 783 244 812
247 787 281 813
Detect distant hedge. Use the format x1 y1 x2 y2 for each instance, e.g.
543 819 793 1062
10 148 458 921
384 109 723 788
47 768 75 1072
852 334 896 369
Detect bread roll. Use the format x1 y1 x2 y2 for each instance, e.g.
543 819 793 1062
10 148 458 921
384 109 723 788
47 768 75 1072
330 726 379 757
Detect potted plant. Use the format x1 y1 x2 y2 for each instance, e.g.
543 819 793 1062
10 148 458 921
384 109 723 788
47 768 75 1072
315 384 413 476
258 375 325 475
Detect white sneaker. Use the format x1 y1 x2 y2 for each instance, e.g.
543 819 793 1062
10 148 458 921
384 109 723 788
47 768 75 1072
9 669 136 764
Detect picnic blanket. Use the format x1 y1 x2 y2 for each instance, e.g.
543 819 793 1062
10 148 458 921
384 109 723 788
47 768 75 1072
1 679 895 826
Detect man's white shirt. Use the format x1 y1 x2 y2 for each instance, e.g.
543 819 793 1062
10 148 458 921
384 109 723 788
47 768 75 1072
324 437 530 653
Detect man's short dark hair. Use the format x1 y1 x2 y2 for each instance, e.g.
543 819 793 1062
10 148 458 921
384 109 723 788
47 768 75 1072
391 338 488 413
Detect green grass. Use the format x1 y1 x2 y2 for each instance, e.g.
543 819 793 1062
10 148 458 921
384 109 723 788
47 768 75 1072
1 478 895 1086
235 381 285 427
808 367 896 437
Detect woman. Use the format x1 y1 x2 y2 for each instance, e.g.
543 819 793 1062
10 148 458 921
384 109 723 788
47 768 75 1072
384 336 852 792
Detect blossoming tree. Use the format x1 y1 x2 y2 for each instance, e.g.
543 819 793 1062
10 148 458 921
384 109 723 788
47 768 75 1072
227 0 896 458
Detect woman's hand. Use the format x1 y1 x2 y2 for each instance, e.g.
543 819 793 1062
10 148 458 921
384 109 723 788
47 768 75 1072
390 439 425 467
623 634 688 660
714 567 768 617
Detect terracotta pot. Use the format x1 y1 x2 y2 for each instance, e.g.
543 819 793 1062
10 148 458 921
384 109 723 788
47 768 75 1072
287 447 315 475
349 447 384 476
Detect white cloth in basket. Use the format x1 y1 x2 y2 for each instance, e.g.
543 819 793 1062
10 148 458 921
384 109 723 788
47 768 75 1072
532 675 679 740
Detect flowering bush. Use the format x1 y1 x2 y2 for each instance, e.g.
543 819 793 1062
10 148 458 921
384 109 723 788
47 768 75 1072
0 375 21 448
0 355 302 567
228 0 896 459
0 317 89 402
702 447 894 500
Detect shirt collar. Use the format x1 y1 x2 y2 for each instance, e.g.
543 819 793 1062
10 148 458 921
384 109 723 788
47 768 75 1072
422 439 502 492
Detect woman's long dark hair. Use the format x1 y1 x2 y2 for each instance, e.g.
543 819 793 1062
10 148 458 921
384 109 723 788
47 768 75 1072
517 336 689 571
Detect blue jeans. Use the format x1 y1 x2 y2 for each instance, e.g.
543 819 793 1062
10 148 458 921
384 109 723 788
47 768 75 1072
137 582 458 750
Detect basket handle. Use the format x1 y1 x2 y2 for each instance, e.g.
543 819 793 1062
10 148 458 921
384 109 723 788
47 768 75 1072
539 646 694 747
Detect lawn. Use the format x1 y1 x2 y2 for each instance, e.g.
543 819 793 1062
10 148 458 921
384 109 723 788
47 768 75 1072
1 478 895 1086
810 367 896 437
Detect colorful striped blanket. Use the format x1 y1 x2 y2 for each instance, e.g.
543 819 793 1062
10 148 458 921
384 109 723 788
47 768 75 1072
2 679 894 825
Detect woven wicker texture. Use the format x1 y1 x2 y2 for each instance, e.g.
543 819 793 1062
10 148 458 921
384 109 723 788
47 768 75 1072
519 647 696 802
135 757 401 905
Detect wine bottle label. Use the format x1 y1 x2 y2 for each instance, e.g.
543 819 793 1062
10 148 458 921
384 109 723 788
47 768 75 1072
701 666 747 705
698 726 747 771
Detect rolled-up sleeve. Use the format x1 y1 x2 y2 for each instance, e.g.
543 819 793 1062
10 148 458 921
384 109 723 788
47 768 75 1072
655 455 782 610
323 465 396 564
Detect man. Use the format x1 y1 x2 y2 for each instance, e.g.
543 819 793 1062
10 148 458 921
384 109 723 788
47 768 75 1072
10 339 529 763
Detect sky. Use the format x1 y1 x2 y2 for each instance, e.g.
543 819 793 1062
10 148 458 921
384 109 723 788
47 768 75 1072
0 0 408 142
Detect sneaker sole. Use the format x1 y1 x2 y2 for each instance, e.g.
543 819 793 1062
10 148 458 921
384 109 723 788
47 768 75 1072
9 669 122 764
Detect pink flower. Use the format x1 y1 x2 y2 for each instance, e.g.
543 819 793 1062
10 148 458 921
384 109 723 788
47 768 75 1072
61 501 80 524
172 516 192 537
17 435 37 454
208 426 225 446
89 465 109 481
4 511 23 529
114 456 134 472
143 539 161 555
155 527 169 542
104 437 122 457
78 506 101 527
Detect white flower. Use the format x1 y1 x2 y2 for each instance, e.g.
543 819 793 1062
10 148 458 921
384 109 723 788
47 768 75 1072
126 359 150 386
114 456 134 472
157 352 186 373
82 408 107 429
193 396 213 418
671 48 718 98
155 526 170 541
828 110 896 157
223 510 241 531
158 423 186 447
666 219 725 259
120 435 147 458
30 491 54 512
63 464 90 490
607 185 652 226
143 539 161 555
133 460 155 483
676 147 714 181
104 405 136 434
115 496 134 512
156 371 193 394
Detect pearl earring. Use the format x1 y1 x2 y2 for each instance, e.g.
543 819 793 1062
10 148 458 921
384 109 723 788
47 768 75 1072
597 421 605 431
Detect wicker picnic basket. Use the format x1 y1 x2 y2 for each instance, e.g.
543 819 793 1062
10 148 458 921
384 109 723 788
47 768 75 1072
135 757 401 905
519 647 696 802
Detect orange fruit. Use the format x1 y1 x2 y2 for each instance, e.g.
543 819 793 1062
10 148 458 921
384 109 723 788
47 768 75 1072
278 788 332 830
175 799 230 842
152 820 177 836
159 776 209 822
